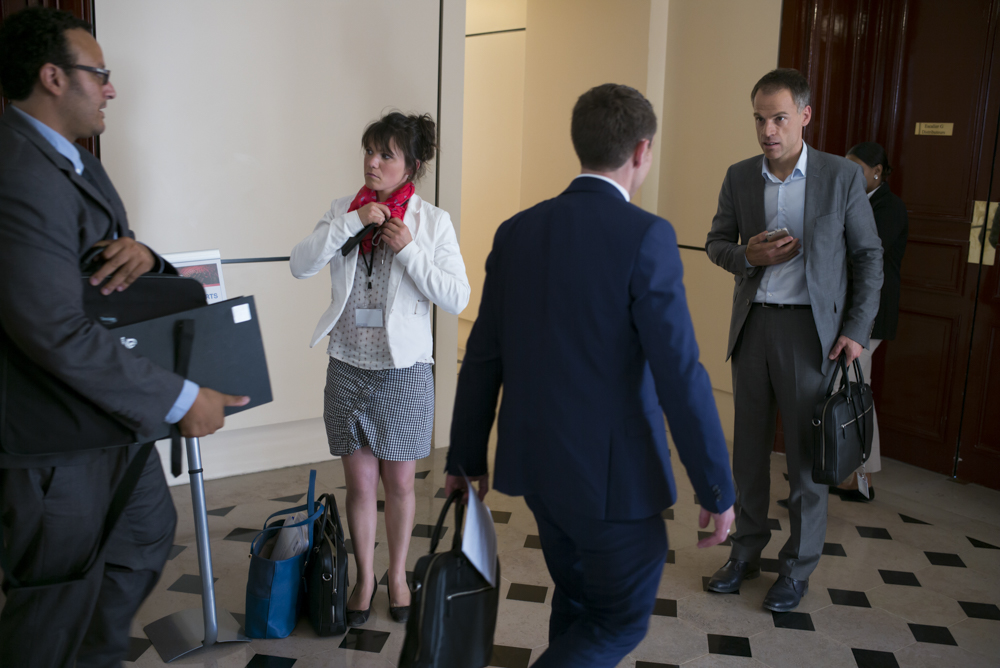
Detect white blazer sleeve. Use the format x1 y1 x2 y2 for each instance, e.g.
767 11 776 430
290 197 365 279
394 210 470 315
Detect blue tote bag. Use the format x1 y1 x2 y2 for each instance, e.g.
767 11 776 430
245 469 323 639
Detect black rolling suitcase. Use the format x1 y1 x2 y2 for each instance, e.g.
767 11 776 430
399 490 500 668
304 492 350 636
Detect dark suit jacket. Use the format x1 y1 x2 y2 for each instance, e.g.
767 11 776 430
446 177 735 521
0 108 183 467
868 184 908 341
705 146 883 375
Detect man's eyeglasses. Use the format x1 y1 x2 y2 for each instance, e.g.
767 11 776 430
70 64 111 86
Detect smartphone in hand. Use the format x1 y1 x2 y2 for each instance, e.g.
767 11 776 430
765 227 790 242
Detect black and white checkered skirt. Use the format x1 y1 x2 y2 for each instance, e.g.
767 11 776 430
323 357 434 461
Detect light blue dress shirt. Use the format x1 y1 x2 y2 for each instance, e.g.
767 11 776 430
12 105 200 423
753 143 810 305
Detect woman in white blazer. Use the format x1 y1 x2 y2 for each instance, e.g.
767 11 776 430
290 112 469 625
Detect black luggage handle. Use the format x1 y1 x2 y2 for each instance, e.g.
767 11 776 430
825 352 871 463
429 489 466 554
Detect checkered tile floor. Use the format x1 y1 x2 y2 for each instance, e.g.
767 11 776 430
115 437 998 667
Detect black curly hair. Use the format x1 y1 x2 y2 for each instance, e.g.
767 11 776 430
361 112 437 183
0 7 91 101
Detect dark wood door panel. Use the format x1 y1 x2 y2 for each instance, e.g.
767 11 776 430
901 234 969 294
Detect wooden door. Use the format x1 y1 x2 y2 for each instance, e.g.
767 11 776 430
779 0 1000 489
0 0 98 156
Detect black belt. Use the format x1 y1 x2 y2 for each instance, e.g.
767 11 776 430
755 302 812 310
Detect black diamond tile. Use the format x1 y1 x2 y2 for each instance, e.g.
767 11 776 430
698 531 731 546
524 535 542 549
124 637 151 662
246 655 297 668
968 536 1000 549
166 574 218 595
925 551 966 567
166 544 186 560
879 569 921 586
823 542 847 557
206 505 236 517
344 538 378 554
337 485 347 489
828 588 871 608
435 487 449 499
635 663 680 668
694 494 699 504
851 647 900 668
270 493 305 503
652 598 677 617
377 500 385 512
379 570 415 589
224 527 258 543
783 472 789 480
414 470 430 479
231 612 246 630
959 601 1000 620
772 611 815 631
661 508 674 520
703 576 738 594
507 583 547 603
857 526 892 540
908 623 957 645
767 518 782 531
412 524 446 539
899 513 931 525
489 644 532 668
491 510 512 524
760 558 780 573
707 634 752 657
665 549 675 564
338 628 390 653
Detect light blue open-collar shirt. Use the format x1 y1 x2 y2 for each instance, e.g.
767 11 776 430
11 105 198 423
754 142 810 305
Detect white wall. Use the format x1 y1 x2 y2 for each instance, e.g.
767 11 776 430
95 0 465 482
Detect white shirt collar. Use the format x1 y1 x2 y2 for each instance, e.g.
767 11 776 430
762 142 808 183
574 174 630 202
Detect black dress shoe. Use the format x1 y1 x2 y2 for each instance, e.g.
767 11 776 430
346 575 378 626
387 579 410 623
707 559 760 593
763 576 808 612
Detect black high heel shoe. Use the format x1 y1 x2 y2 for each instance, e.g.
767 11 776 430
387 577 411 623
346 575 378 626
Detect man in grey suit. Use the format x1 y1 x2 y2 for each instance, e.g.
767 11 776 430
0 8 247 666
704 69 882 612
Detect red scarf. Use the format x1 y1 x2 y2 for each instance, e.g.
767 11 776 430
347 182 415 253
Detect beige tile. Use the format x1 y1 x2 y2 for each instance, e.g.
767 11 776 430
629 616 709 665
914 564 1000 604
894 642 999 668
492 597 551 650
497 547 555 588
949 617 1000 661
677 590 775 637
679 654 768 667
749 627 856 668
810 605 916 652
808 556 886 592
867 584 967 626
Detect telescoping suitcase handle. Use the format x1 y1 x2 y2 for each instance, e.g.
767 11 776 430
429 489 466 554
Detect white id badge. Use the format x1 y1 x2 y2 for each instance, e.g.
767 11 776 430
355 308 384 328
857 470 870 499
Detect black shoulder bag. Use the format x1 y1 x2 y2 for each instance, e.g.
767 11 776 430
812 353 875 486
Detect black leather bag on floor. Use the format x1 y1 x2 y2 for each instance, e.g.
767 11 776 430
304 492 349 636
399 490 500 668
812 353 875 485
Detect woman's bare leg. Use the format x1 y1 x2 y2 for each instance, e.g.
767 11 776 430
342 446 380 610
380 458 417 607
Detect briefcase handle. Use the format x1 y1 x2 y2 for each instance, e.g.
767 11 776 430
825 352 872 462
429 489 466 554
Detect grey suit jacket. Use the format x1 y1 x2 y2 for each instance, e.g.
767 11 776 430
0 108 183 467
705 145 883 376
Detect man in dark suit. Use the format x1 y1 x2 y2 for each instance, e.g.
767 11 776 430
704 69 882 611
445 84 736 667
0 8 247 666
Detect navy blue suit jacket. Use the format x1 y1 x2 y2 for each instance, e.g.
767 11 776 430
447 177 735 521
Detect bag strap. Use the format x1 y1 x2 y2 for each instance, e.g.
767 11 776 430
317 493 345 542
169 319 196 477
429 489 466 554
1 441 154 590
249 470 320 556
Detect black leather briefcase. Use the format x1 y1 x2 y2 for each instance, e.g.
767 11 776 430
304 493 350 636
398 489 500 668
812 354 874 485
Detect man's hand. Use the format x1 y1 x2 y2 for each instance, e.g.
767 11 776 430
745 230 801 267
829 335 863 363
444 473 489 503
178 388 250 438
358 202 392 226
379 217 412 253
88 238 156 295
697 505 736 548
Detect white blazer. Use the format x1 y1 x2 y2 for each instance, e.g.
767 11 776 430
290 193 470 368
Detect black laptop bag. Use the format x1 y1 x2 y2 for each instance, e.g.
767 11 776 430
304 492 350 636
398 489 500 668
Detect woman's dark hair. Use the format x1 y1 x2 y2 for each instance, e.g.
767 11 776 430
361 112 437 183
847 141 892 178
0 7 91 102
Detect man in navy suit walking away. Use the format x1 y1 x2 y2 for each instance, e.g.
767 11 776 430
445 84 736 667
